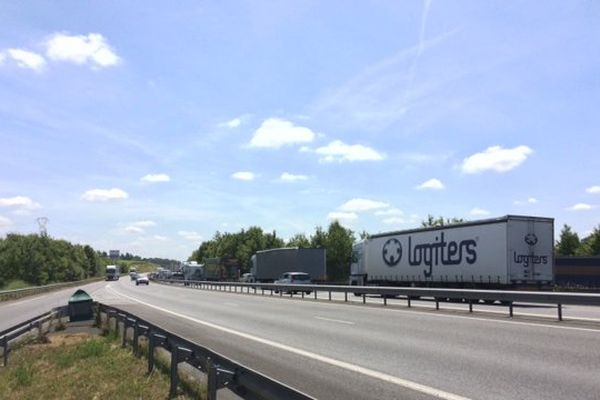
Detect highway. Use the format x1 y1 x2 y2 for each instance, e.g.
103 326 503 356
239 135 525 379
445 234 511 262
2 279 600 399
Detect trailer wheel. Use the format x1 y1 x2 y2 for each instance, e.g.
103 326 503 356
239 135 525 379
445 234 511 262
482 299 495 305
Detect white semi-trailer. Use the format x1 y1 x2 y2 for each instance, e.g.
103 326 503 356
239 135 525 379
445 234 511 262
349 215 554 289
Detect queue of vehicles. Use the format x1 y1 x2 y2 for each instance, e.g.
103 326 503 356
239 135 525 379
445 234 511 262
151 215 600 295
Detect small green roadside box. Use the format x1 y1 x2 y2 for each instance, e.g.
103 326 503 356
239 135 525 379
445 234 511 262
68 289 94 322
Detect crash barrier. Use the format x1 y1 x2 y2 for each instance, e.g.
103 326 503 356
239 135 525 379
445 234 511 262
0 305 68 367
0 277 103 302
157 279 600 321
99 303 314 400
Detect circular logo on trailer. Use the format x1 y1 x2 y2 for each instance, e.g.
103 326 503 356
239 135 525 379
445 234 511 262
382 238 402 266
524 233 538 246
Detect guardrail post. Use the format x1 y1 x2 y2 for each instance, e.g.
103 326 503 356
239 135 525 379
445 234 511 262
557 304 563 321
435 299 440 310
329 291 332 302
207 358 218 400
509 302 513 317
469 300 473 313
148 333 166 374
133 321 140 355
383 296 387 306
407 296 411 308
1 336 7 367
344 292 348 302
314 290 317 300
362 294 366 304
121 316 128 348
169 346 180 398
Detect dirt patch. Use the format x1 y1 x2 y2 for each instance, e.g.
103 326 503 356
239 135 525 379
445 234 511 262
43 332 96 347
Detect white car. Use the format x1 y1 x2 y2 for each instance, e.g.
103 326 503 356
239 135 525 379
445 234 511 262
135 274 149 286
240 273 256 283
274 272 312 294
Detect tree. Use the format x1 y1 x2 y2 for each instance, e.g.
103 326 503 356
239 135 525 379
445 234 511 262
421 215 464 227
324 221 355 282
555 224 581 256
577 225 600 256
286 233 311 248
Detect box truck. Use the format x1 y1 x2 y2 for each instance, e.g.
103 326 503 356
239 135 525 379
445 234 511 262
105 265 120 281
349 215 554 289
250 248 327 282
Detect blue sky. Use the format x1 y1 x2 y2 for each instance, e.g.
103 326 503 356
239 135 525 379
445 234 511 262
1 1 599 260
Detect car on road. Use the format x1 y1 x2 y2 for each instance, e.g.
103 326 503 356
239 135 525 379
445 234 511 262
130 272 138 281
240 273 256 283
274 272 312 294
135 274 149 286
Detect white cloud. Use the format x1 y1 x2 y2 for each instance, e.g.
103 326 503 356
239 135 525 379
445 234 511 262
153 235 168 241
0 52 5 65
0 196 41 209
514 197 538 206
461 145 533 174
124 226 144 234
232 171 255 181
249 118 315 148
416 178 444 190
46 33 120 68
6 49 46 71
178 231 202 241
327 211 358 222
382 217 406 225
375 208 404 216
219 117 241 128
132 220 156 228
140 173 170 183
567 203 594 211
586 186 600 194
470 207 490 216
0 215 12 228
81 188 128 202
314 140 385 163
280 172 308 182
339 198 389 212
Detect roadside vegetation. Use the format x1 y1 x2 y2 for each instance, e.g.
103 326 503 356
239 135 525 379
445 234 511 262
0 233 176 290
0 331 192 399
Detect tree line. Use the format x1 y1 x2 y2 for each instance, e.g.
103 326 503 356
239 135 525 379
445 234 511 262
555 224 600 256
189 221 355 282
0 233 103 288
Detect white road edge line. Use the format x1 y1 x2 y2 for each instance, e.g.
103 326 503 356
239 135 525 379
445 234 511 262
107 286 471 400
314 316 355 325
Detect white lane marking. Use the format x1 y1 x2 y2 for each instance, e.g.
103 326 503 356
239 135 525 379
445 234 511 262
107 286 471 400
314 316 355 325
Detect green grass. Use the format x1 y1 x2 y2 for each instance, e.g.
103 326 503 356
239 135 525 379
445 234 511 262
1 279 31 291
0 334 193 399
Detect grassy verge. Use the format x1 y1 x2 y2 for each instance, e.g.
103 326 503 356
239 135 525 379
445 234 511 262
0 332 192 399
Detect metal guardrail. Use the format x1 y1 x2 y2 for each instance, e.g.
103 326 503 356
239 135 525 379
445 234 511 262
0 306 68 366
0 277 103 302
99 303 314 400
157 278 600 321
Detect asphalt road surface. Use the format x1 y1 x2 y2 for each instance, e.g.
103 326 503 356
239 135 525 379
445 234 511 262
2 280 599 399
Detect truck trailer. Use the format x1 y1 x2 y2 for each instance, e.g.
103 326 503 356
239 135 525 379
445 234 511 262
105 265 120 281
349 215 554 289
182 261 205 284
250 247 327 282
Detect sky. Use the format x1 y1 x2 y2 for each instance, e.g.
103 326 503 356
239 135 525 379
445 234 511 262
1 1 599 260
